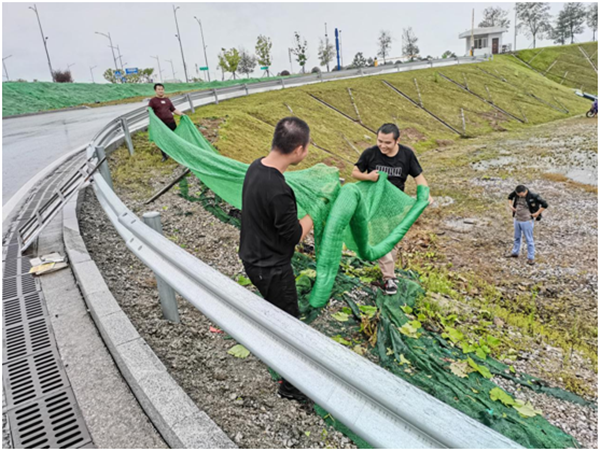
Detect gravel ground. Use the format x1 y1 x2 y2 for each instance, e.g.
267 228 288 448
79 185 356 449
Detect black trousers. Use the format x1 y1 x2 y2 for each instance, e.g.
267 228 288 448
160 121 177 158
243 262 299 318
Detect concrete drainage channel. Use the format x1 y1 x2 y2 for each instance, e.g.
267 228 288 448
2 54 524 449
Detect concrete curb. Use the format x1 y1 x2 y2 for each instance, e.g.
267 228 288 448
63 189 236 449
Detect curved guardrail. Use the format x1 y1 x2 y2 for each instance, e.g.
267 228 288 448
84 55 522 449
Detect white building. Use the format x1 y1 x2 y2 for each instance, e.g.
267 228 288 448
459 26 509 56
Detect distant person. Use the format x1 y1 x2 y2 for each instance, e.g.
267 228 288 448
506 185 548 265
239 117 314 402
352 123 432 295
148 83 185 162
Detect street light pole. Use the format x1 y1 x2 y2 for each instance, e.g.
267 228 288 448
29 4 55 81
514 7 518 51
90 65 97 83
2 55 12 81
339 29 344 67
166 59 177 80
151 56 164 82
193 16 210 82
325 22 330 72
288 47 293 73
173 5 189 83
95 31 119 73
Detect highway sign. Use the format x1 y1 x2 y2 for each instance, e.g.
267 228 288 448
199 66 209 71
125 67 139 75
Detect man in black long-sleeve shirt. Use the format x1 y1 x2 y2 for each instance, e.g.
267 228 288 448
239 117 313 401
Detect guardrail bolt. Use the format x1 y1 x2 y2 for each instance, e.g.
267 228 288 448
142 212 181 323
120 118 134 156
94 145 114 190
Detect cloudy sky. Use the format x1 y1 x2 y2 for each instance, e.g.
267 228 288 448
2 1 597 83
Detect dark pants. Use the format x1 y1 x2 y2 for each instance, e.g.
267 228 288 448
243 262 299 318
160 121 177 159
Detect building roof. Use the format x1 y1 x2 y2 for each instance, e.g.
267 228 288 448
459 26 508 39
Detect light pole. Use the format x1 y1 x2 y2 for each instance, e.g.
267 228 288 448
2 55 12 81
90 65 97 83
95 31 119 73
339 29 344 67
324 22 330 72
111 44 124 71
514 7 518 51
166 59 177 80
193 15 210 82
288 47 293 73
151 56 164 82
173 5 189 83
29 4 55 81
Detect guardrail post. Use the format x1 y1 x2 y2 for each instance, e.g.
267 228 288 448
456 56 460 65
318 71 323 82
280 78 285 89
94 145 114 190
359 68 364 77
243 83 249 95
142 212 181 323
212 89 219 104
120 118 134 155
186 93 195 113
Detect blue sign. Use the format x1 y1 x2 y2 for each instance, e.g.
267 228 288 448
125 67 139 75
115 70 122 77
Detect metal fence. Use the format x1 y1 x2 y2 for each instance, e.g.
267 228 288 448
84 55 521 449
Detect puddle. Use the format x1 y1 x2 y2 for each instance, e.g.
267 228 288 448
564 169 598 186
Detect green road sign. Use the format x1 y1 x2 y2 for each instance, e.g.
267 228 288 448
260 66 269 70
199 66 209 71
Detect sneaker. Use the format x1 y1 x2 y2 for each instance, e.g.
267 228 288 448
505 253 518 258
527 259 535 266
277 380 309 403
161 155 168 162
383 279 398 295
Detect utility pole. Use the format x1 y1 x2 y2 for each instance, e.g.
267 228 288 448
2 55 12 81
193 16 211 82
514 7 518 51
288 48 293 73
29 4 55 81
335 28 341 71
339 29 344 67
95 31 119 73
470 8 475 56
151 56 164 82
67 62 75 71
173 5 189 83
325 22 330 72
90 65 97 83
111 44 124 70
166 59 177 80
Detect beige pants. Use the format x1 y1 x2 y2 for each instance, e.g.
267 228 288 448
378 243 401 281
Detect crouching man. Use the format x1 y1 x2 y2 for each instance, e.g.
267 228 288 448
506 185 548 265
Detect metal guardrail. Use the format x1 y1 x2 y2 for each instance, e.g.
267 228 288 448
83 54 523 449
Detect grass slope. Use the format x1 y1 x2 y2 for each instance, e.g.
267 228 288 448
1 76 295 117
516 42 598 94
182 54 588 181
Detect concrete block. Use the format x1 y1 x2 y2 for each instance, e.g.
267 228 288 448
71 260 110 297
63 227 92 264
116 338 167 381
85 290 121 319
99 310 140 347
172 411 236 449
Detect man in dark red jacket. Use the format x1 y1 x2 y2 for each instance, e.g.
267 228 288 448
148 83 185 161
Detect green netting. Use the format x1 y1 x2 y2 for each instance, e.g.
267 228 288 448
148 109 590 449
148 108 429 308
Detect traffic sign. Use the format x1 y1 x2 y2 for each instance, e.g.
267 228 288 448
115 70 122 77
199 66 209 71
260 66 269 70
125 67 139 75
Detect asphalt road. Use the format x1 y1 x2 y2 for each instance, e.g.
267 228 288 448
2 102 146 205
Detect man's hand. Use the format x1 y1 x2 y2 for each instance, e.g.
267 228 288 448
510 206 517 212
368 170 380 182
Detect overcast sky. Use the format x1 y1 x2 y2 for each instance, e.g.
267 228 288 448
2 1 597 83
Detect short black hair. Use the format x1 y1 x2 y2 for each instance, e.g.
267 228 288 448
377 123 400 140
271 117 310 154
154 83 165 90
515 185 528 193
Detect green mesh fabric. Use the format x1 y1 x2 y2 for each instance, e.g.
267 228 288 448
148 109 429 308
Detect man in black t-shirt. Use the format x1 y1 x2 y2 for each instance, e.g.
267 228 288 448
352 123 432 295
239 117 314 402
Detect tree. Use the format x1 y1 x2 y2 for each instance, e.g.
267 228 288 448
238 49 257 78
103 68 118 84
558 2 587 44
351 52 367 68
318 38 335 71
402 28 419 60
255 35 272 75
516 2 552 48
218 47 241 79
588 3 598 41
441 50 456 59
377 30 392 63
551 11 570 45
366 57 374 67
53 70 73 83
479 6 511 28
292 31 308 73
123 68 154 83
